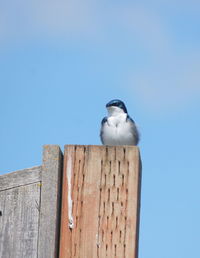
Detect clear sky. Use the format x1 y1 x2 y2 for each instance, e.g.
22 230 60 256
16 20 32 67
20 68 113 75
0 1 200 257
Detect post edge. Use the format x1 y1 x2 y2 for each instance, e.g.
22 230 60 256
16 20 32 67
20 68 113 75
38 145 63 258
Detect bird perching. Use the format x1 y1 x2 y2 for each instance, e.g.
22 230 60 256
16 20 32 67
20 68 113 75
100 99 139 146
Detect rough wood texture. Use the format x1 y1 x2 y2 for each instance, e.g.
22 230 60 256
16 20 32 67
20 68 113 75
38 145 63 258
0 183 41 258
0 145 63 258
59 145 142 258
0 166 41 191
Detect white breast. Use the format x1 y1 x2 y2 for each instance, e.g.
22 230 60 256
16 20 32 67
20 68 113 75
102 113 137 145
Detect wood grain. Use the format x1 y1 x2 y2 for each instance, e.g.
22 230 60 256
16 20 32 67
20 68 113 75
0 166 41 191
38 145 63 258
0 183 41 258
0 145 63 258
59 145 141 258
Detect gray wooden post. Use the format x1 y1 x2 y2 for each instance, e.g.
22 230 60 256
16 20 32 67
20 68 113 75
0 145 63 258
38 145 63 258
0 166 42 258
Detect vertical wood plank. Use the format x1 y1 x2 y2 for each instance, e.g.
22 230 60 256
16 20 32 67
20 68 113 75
59 145 75 258
59 146 104 258
0 183 40 258
59 145 141 258
79 146 104 257
125 147 141 258
38 145 63 258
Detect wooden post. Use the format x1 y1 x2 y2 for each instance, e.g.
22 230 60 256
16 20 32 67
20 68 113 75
59 145 141 258
0 145 63 258
0 166 42 258
38 145 63 258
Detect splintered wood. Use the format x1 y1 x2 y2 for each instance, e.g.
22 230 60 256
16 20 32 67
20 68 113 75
59 145 141 258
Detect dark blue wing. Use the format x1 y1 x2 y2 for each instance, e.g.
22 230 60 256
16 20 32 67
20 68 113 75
100 117 108 144
101 116 108 125
126 115 140 145
126 115 135 123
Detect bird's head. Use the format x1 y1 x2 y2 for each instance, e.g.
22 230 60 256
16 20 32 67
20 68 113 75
106 99 127 116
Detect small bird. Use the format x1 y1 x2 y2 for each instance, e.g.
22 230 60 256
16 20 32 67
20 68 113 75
100 99 139 146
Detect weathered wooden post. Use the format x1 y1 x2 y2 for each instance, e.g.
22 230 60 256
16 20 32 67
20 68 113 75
59 145 141 258
38 145 63 258
0 145 141 258
0 145 63 258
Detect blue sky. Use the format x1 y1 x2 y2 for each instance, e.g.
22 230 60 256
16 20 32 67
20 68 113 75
0 1 200 257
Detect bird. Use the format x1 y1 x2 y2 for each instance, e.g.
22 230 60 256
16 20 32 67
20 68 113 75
100 99 139 146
